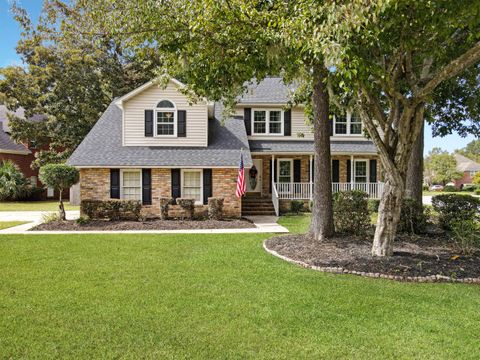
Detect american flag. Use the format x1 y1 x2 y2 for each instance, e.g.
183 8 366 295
236 151 246 198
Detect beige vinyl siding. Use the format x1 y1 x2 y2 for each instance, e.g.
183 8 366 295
123 82 208 147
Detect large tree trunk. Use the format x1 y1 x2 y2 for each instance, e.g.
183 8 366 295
405 121 424 206
372 179 404 256
309 64 334 241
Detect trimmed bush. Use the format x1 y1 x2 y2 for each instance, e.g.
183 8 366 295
76 216 90 225
0 160 31 201
367 199 380 213
476 188 480 195
333 190 370 236
290 200 305 214
461 184 477 192
81 199 141 221
208 197 224 220
450 220 480 255
159 197 172 220
443 185 457 192
398 198 428 234
432 194 480 229
176 198 195 219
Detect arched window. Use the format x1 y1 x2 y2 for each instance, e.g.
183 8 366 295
155 99 177 136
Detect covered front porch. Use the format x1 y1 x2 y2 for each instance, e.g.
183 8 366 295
246 153 384 216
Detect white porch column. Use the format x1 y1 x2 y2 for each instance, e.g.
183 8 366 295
271 154 275 192
350 155 354 189
309 154 313 200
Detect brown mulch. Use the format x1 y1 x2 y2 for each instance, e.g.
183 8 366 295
266 234 480 279
32 218 255 231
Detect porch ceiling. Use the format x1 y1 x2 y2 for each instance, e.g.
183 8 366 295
248 140 378 155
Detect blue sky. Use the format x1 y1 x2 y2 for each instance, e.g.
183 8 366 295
0 0 477 154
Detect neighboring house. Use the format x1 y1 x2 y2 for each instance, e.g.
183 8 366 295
68 77 382 216
0 105 67 200
454 154 480 189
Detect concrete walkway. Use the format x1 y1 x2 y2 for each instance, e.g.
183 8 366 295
0 214 288 235
0 210 80 222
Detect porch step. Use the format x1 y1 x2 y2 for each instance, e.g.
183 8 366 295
242 197 276 216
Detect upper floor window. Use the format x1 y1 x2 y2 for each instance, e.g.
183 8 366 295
334 113 363 136
156 100 177 136
252 109 283 135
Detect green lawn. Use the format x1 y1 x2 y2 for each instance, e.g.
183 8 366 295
0 201 79 212
1 218 479 358
0 221 29 230
422 191 477 196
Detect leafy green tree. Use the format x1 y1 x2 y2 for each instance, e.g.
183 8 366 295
424 148 462 186
39 164 79 220
472 172 480 185
0 1 161 168
456 140 480 163
0 160 31 201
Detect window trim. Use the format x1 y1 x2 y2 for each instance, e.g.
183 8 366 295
277 159 293 183
353 159 369 183
251 108 284 136
333 112 363 136
120 169 142 201
181 169 203 205
154 99 177 137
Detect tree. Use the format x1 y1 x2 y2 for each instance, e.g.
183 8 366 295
0 1 161 168
456 140 480 163
39 164 79 220
473 172 480 185
338 1 480 256
424 148 462 186
0 160 31 201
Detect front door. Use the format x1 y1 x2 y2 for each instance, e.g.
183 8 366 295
247 159 263 193
277 159 293 194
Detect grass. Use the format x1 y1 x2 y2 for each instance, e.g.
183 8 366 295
422 191 477 196
0 201 79 212
1 218 479 358
0 221 29 230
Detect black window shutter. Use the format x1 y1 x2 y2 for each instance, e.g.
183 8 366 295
110 169 120 199
346 160 352 183
203 169 212 205
293 159 301 182
332 160 340 182
178 110 187 137
142 169 152 205
370 159 377 183
284 110 292 136
171 169 181 204
329 119 333 136
244 108 251 135
145 110 154 137
269 159 277 193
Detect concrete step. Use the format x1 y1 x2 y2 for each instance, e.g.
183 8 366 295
242 210 276 216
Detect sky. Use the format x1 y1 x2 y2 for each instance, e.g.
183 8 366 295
0 0 478 155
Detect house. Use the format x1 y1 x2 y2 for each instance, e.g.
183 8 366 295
67 77 382 217
454 154 480 189
0 105 67 200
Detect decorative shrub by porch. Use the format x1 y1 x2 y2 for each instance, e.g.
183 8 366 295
176 198 195 219
333 190 370 236
432 194 480 229
159 197 172 220
81 199 141 221
398 198 428 234
0 160 31 201
208 197 224 220
367 199 380 213
290 200 305 214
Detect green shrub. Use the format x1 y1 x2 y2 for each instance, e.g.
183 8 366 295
42 212 59 224
76 216 90 225
367 199 380 213
208 197 224 220
290 200 305 214
0 160 31 201
81 199 141 221
475 188 480 195
450 220 480 255
422 185 429 191
398 198 428 234
333 190 370 236
461 184 477 192
443 185 457 192
432 194 480 229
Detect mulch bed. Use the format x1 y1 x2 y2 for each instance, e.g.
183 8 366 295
265 234 480 280
32 218 255 231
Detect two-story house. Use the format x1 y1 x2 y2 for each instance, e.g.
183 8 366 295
68 77 382 217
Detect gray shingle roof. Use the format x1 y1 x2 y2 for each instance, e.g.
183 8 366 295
455 154 480 172
67 101 252 168
249 139 378 154
0 105 44 133
0 126 30 154
238 77 297 104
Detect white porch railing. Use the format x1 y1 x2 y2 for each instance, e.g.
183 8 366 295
272 181 280 216
273 182 385 200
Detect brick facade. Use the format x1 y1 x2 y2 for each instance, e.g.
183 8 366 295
79 167 241 218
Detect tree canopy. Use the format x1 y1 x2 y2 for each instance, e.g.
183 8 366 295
456 140 480 163
424 148 462 186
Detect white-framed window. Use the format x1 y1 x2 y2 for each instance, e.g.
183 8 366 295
120 170 142 201
334 112 363 136
181 169 203 205
354 160 368 183
155 99 177 137
277 159 293 183
252 109 284 135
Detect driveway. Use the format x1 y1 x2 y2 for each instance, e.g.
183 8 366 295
422 196 433 205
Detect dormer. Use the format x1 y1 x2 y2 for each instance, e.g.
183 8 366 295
115 78 210 147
